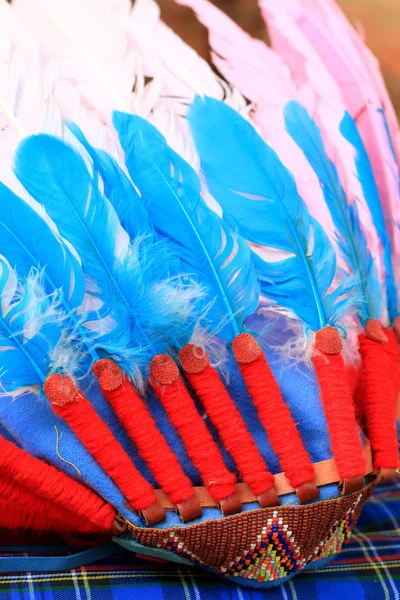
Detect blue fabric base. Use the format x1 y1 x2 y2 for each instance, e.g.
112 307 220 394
0 320 339 529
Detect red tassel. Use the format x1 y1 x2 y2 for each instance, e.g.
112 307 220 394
150 354 239 508
313 327 366 486
44 374 164 524
358 322 399 473
232 334 317 501
0 473 102 534
179 345 279 507
0 435 116 532
93 359 197 508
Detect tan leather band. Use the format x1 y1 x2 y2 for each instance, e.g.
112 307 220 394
155 444 373 509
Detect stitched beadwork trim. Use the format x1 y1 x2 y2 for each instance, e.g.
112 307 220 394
125 479 376 582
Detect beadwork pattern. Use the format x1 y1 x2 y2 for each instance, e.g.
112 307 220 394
127 479 376 582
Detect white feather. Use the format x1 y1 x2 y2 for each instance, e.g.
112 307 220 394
12 0 140 153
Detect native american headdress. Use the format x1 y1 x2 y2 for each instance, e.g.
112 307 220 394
0 0 398 588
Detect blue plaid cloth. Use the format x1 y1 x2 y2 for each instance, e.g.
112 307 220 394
1 482 399 599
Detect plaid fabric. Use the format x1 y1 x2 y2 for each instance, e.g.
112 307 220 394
1 482 399 599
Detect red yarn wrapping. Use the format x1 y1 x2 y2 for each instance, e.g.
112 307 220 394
235 354 315 489
0 501 64 532
94 363 195 505
358 329 399 469
48 386 157 512
182 360 275 496
0 473 104 534
151 370 236 502
313 352 366 479
0 435 115 532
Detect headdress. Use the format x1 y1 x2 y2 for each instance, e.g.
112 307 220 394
0 0 398 588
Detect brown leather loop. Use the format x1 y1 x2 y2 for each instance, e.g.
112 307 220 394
140 502 166 526
154 444 373 510
296 482 320 504
110 516 127 536
340 476 364 496
380 467 398 481
176 496 203 523
219 491 242 516
257 488 280 508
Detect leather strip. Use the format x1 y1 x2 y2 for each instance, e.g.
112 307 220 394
155 444 373 509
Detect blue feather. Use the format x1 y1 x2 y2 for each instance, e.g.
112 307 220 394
340 110 397 323
0 183 98 371
0 258 63 392
14 134 201 378
0 183 85 312
284 101 382 327
187 96 350 333
66 122 151 239
13 135 154 373
113 110 260 341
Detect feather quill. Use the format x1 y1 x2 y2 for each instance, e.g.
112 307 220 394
113 110 259 341
188 96 355 333
11 0 137 154
0 0 64 186
12 0 135 114
177 0 368 263
295 0 400 163
127 0 248 166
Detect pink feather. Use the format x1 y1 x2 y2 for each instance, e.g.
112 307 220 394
258 0 390 304
261 0 400 287
299 0 400 165
176 0 339 241
178 0 390 291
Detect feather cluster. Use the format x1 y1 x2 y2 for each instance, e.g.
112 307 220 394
0 0 397 376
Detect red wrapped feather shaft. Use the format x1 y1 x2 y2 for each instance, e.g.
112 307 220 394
93 359 201 520
358 322 399 474
44 374 165 525
179 344 279 507
232 334 319 503
150 354 241 514
313 327 366 491
0 473 103 534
